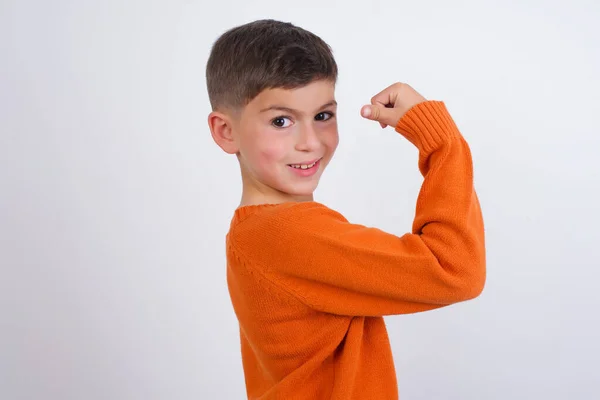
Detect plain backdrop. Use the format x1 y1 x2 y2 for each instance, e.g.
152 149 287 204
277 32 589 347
2 0 599 399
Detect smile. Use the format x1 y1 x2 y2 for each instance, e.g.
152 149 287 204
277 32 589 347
287 158 322 177
288 159 319 170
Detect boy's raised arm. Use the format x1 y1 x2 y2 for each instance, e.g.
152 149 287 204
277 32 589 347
229 83 486 317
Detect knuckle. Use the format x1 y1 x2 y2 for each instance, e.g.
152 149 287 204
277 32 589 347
372 106 380 119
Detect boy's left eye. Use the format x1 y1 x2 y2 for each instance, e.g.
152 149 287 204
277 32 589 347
315 112 334 121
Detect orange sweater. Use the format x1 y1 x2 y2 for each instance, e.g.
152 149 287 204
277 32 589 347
226 101 486 399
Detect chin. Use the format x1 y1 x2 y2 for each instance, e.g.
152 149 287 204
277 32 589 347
274 180 317 198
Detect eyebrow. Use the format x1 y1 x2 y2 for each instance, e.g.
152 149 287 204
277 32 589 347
259 100 337 114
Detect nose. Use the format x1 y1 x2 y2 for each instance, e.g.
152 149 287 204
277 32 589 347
295 123 321 152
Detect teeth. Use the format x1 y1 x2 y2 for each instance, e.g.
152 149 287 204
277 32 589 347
290 160 318 169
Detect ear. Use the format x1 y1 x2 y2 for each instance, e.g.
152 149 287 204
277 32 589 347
207 111 238 154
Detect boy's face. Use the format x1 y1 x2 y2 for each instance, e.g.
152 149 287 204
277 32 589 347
231 80 338 203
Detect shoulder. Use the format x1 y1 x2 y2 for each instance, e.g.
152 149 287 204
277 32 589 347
227 201 348 254
233 201 346 235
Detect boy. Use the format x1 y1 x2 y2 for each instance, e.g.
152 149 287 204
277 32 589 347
206 19 485 400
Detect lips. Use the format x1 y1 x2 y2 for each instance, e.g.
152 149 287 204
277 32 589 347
288 159 320 170
287 158 322 177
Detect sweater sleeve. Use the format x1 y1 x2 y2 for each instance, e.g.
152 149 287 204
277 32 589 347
230 101 486 317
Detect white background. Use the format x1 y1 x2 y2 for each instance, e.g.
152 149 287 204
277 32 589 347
2 0 599 399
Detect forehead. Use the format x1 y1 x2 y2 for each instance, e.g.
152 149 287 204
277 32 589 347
249 80 336 111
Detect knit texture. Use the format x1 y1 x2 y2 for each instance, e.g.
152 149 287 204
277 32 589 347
226 101 486 399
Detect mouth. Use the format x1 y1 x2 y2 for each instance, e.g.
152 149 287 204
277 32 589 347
287 158 322 170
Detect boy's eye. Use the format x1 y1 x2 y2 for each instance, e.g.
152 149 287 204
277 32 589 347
272 117 292 128
315 112 334 121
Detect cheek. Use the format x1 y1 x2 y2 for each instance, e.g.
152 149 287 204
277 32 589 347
240 127 287 163
323 128 339 151
253 138 289 168
257 147 287 171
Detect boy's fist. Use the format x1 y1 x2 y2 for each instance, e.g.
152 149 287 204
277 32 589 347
361 83 427 128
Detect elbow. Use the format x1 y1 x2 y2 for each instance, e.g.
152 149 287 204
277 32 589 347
462 269 486 300
453 259 486 302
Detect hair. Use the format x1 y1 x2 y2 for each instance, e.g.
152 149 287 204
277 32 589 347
206 19 338 111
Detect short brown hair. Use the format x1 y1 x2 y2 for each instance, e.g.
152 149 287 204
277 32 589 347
206 19 338 111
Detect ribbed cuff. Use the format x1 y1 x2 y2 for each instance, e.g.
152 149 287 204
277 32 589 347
394 101 460 155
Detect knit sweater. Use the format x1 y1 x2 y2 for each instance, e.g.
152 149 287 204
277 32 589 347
225 101 486 399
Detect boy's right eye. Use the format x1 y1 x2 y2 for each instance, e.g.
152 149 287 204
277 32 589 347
272 117 292 128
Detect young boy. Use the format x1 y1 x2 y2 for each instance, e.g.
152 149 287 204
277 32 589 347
206 19 485 400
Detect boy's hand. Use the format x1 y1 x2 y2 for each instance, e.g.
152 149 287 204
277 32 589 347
361 83 427 128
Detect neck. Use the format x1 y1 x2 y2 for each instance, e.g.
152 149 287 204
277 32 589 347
239 187 314 208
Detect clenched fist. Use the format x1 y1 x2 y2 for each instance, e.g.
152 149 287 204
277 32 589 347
361 83 427 128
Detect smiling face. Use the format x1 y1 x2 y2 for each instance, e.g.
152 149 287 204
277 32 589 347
229 80 339 205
